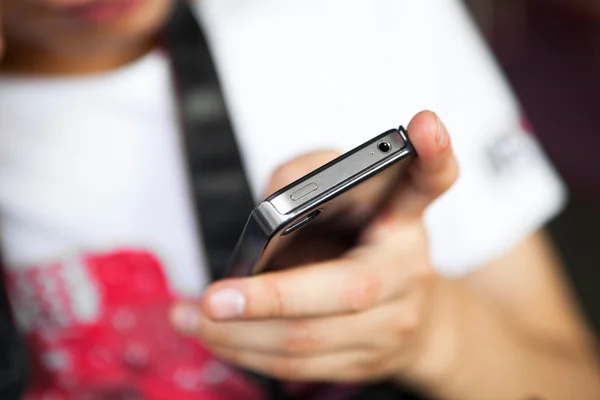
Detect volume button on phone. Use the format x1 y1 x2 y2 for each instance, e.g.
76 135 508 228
290 183 319 201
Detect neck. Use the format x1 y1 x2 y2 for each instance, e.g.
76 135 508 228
0 37 157 76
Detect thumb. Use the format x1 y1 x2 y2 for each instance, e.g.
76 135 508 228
385 110 459 219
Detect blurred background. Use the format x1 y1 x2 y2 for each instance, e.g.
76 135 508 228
464 0 600 334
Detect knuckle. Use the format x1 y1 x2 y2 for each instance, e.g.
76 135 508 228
438 156 460 194
258 277 287 318
283 319 323 355
444 171 459 195
345 274 382 312
449 153 460 179
390 307 421 338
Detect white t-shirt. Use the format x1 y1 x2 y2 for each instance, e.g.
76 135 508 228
0 0 565 396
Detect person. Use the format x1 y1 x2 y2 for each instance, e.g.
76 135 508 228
0 1 599 399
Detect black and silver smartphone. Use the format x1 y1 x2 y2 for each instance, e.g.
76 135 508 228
225 126 416 277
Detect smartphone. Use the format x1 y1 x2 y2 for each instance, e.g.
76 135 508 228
225 126 416 277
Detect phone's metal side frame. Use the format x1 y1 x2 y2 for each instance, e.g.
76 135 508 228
225 126 415 278
255 127 414 237
252 202 288 236
225 213 272 277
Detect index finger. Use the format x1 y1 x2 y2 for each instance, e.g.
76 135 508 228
199 240 416 321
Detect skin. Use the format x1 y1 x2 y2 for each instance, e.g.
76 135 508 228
171 113 600 399
1 0 174 74
2 1 600 399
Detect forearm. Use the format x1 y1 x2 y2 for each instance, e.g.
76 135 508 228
402 279 600 400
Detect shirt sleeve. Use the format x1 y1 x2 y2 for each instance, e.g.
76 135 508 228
423 1 567 277
425 118 567 277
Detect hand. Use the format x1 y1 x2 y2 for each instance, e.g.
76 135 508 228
170 111 459 383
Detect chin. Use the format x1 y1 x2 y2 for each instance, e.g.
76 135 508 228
83 0 175 53
6 0 176 60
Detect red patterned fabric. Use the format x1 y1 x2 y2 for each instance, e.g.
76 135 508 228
5 250 265 400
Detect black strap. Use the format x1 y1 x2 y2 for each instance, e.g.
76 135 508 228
164 3 288 398
164 1 256 282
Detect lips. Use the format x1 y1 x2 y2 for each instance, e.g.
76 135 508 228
66 0 144 24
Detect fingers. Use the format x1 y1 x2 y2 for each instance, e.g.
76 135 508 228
204 258 385 320
172 296 422 357
174 310 373 357
173 297 426 382
212 347 378 383
187 230 426 321
263 150 340 198
391 111 459 217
